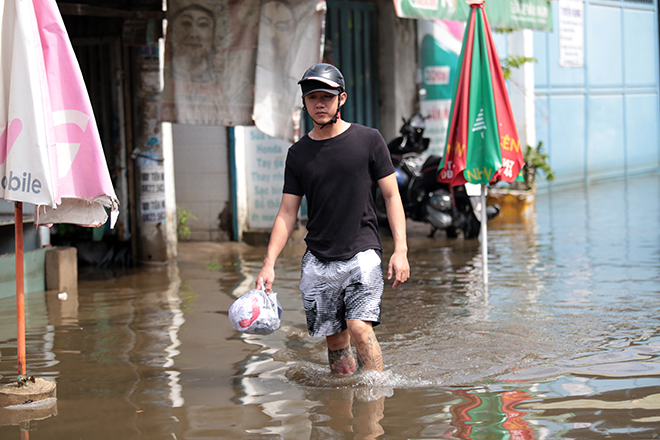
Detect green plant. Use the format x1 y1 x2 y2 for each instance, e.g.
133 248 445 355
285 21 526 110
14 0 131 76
493 28 538 79
501 55 537 80
176 206 197 239
492 30 548 190
521 141 555 189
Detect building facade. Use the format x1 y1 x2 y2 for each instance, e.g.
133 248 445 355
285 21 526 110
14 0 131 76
16 0 657 268
534 0 660 187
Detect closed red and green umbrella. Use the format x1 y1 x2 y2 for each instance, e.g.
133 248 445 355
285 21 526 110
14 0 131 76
437 0 525 284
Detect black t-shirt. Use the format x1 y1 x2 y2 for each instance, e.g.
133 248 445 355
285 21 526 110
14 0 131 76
283 124 395 261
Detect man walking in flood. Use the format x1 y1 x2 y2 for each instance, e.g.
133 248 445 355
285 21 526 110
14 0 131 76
256 63 409 374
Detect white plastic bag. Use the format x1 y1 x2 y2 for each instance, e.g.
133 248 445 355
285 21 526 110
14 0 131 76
229 278 283 335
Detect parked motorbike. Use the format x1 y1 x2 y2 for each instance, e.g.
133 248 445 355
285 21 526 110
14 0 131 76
376 114 499 238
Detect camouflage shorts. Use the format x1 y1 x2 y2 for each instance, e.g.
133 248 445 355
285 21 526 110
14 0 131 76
299 249 383 337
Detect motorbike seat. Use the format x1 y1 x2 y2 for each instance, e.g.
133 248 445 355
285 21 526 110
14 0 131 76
421 155 441 171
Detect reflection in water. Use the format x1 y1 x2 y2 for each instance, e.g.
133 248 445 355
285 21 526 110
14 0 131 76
0 173 659 439
0 265 186 438
163 278 185 408
449 389 533 440
308 387 386 440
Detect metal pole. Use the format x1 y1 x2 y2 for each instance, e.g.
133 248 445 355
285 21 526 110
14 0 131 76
15 201 26 377
481 185 488 284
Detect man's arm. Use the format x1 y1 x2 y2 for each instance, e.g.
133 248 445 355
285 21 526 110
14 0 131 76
377 173 410 288
256 193 302 292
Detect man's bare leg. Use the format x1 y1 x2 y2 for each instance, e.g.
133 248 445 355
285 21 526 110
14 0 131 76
326 330 357 374
347 320 383 371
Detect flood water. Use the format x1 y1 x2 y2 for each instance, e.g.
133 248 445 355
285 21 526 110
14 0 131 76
1 172 659 439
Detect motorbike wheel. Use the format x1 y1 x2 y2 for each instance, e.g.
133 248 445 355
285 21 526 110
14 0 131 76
445 226 459 238
463 211 481 239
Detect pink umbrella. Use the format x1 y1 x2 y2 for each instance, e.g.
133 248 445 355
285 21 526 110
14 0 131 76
1 0 118 381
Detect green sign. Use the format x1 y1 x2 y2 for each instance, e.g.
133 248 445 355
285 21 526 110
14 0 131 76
394 0 553 32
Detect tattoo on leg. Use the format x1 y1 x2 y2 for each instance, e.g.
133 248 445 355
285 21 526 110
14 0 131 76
328 346 357 374
354 332 383 372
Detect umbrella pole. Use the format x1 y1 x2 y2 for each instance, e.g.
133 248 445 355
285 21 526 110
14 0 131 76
480 185 488 285
15 202 26 377
0 203 56 405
